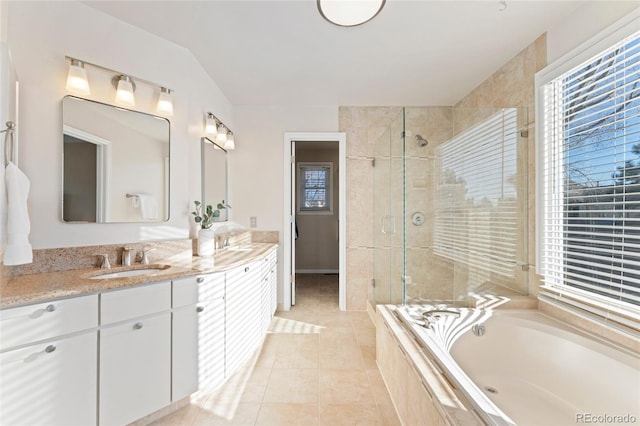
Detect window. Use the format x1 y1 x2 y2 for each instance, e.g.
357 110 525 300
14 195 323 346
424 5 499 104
297 162 332 213
538 22 640 322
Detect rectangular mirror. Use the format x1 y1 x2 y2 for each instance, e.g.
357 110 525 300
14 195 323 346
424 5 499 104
62 96 170 223
201 137 228 222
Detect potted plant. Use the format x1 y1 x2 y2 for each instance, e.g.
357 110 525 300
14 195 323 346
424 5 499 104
192 200 230 256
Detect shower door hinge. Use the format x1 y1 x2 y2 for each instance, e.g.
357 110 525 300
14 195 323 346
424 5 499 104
520 129 529 138
401 130 406 138
371 158 376 167
371 278 376 288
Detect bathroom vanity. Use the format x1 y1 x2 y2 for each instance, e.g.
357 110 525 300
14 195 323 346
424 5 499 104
0 242 278 426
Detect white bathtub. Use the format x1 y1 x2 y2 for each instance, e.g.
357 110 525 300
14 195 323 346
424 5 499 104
396 306 640 426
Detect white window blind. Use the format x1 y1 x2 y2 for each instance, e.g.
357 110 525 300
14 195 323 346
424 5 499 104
297 162 332 212
434 108 520 282
540 31 640 315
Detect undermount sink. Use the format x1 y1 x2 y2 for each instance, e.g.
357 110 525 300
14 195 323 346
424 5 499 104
89 265 169 280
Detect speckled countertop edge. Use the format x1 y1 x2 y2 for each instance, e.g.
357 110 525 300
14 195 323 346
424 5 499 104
0 243 278 309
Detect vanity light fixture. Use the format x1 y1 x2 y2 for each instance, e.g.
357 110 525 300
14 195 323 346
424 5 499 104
114 75 136 106
64 56 174 115
317 0 386 27
156 87 174 116
205 112 235 149
66 59 90 95
225 132 235 150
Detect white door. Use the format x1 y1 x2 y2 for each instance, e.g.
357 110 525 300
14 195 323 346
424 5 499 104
290 140 296 306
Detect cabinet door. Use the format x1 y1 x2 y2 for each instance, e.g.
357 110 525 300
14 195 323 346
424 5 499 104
99 313 171 426
225 262 261 376
0 331 97 426
172 297 225 399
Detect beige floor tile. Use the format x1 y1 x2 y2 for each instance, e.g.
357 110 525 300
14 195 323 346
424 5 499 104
319 403 383 426
239 368 272 403
316 311 353 328
319 345 366 370
192 403 261 426
319 370 375 404
272 334 319 369
263 369 319 403
255 403 319 426
377 403 402 426
366 369 394 407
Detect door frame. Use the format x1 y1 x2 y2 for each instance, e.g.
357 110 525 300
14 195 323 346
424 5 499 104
283 132 346 311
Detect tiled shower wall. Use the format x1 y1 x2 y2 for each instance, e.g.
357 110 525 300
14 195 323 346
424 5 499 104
339 34 546 310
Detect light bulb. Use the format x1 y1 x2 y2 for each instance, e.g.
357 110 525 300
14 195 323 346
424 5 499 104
205 114 217 135
216 125 227 143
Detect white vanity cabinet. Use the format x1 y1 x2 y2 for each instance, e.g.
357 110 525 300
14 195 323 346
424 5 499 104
172 273 225 399
99 282 171 426
261 249 278 334
225 260 263 375
0 295 99 426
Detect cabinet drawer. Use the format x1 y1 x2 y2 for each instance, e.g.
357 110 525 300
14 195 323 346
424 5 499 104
101 282 170 325
0 294 98 350
173 273 224 308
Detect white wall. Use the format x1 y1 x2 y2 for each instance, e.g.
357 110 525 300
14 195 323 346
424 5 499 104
6 1 233 248
546 1 639 64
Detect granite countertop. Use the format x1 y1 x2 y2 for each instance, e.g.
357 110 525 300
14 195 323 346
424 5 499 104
0 243 278 309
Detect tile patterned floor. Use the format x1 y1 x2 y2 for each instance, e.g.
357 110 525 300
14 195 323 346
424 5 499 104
152 274 400 426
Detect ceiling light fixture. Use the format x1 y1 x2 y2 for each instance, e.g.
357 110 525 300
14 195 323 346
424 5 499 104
66 59 90 95
114 75 136 106
317 0 386 27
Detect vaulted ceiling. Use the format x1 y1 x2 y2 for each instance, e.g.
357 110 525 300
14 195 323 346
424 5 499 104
86 1 599 106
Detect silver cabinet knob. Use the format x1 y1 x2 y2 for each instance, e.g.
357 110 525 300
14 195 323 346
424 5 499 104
196 306 205 313
245 267 250 272
133 322 144 330
197 277 205 283
45 345 56 353
45 304 56 312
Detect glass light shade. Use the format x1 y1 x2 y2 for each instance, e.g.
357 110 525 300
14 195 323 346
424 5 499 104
225 133 235 150
66 61 90 95
216 125 227 143
115 76 135 106
317 0 385 27
205 115 218 135
156 87 173 116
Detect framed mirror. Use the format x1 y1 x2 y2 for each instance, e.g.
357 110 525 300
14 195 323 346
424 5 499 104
62 96 170 223
201 137 228 222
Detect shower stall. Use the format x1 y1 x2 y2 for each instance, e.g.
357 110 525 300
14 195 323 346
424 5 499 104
372 107 529 307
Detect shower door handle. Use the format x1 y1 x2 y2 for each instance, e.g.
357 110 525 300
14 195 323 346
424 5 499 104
381 215 396 234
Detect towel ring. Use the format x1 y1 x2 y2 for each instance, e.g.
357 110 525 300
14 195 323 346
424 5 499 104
1 121 16 166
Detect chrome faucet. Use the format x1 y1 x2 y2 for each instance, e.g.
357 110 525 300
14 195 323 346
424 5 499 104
141 248 155 265
122 247 134 266
97 254 111 269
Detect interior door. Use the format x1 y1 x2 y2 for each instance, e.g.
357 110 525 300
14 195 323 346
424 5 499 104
290 140 296 306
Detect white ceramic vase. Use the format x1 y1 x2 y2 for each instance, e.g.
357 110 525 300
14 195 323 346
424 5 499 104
197 228 215 257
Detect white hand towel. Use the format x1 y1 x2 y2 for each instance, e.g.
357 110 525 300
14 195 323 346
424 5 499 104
137 193 158 220
3 161 32 265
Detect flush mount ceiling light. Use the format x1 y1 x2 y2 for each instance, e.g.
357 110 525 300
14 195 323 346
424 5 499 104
66 59 90 95
317 0 386 27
